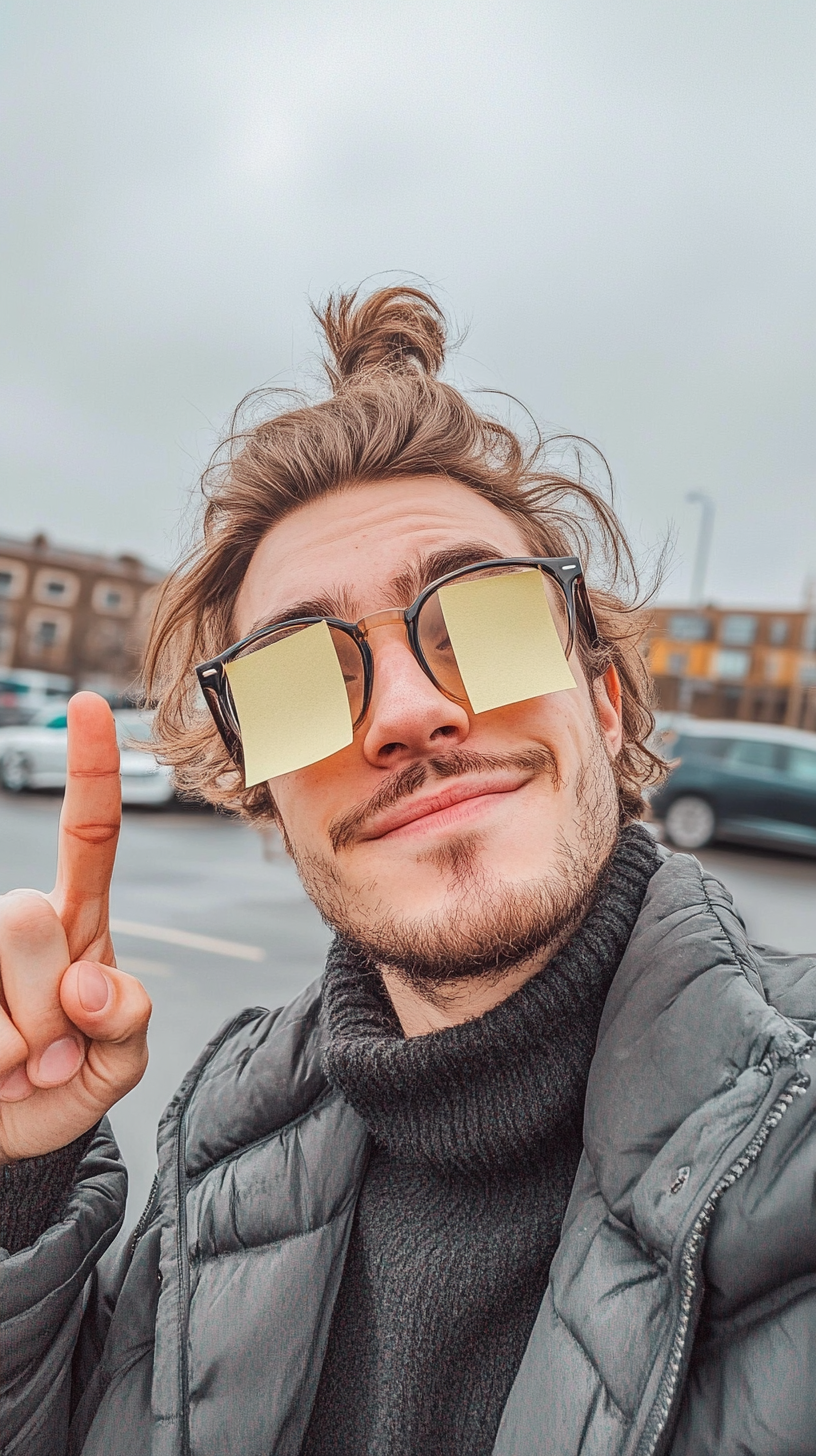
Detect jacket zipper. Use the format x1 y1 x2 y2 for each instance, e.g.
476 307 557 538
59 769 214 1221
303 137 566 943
128 1172 159 1256
637 1057 812 1456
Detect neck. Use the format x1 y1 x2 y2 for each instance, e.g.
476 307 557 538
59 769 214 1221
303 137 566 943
380 908 586 1037
380 954 545 1037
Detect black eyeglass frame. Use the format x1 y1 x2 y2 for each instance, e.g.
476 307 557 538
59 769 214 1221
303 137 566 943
196 555 600 772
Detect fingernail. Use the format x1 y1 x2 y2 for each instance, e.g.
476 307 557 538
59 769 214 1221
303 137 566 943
0 1065 32 1102
36 1036 83 1086
77 961 110 1013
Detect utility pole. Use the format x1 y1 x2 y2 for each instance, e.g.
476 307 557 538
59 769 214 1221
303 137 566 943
686 492 715 605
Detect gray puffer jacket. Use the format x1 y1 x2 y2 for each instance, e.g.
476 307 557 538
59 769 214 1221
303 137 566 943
1 851 815 1455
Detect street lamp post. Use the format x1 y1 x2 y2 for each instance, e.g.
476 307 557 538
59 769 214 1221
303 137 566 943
686 492 715 605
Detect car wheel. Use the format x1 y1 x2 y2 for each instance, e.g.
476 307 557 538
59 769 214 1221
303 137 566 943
664 795 716 850
1 751 33 793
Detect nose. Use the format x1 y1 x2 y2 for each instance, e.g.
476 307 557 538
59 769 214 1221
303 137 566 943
360 627 471 768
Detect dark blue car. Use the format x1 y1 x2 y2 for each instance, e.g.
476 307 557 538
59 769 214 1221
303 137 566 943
650 717 816 853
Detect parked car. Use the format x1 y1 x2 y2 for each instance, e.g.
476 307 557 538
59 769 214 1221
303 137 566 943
0 669 72 727
650 716 816 853
0 706 175 806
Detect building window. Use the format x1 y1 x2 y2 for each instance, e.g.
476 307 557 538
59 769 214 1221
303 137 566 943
0 559 28 600
768 618 789 646
33 569 80 608
667 652 688 675
803 616 816 652
667 613 711 642
25 608 71 659
92 580 135 616
720 615 757 646
714 649 751 680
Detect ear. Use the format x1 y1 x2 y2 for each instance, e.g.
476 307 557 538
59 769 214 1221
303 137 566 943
592 664 623 758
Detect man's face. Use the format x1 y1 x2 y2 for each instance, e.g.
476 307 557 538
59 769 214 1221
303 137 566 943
234 477 623 984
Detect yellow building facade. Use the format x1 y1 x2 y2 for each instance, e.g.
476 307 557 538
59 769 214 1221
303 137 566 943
644 605 816 730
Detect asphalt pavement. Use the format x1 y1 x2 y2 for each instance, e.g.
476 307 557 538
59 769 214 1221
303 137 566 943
1 788 815 1227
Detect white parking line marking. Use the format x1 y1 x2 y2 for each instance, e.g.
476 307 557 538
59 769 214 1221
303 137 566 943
118 956 173 979
110 918 265 962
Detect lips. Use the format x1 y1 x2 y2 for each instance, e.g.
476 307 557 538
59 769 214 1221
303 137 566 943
357 773 531 842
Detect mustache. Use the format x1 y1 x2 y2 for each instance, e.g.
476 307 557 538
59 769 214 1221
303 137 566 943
328 747 560 853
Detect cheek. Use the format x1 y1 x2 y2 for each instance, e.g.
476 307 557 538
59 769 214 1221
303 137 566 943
502 685 597 756
271 748 359 840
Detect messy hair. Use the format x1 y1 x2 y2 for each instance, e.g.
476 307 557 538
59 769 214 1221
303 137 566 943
144 285 666 822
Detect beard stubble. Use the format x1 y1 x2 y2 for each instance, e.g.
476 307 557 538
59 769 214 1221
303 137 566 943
283 735 620 996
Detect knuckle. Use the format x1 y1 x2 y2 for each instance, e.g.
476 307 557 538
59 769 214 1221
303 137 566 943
0 890 62 950
125 1045 149 1089
0 888 51 928
124 979 152 1034
0 1017 28 1071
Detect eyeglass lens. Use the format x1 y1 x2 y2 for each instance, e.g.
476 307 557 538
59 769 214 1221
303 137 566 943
224 565 575 787
418 567 574 714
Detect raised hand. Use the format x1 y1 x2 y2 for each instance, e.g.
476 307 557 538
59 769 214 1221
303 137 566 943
0 693 151 1163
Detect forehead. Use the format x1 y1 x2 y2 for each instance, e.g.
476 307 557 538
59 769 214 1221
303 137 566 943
235 476 533 634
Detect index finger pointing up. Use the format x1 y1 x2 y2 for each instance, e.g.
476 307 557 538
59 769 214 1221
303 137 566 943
49 692 121 966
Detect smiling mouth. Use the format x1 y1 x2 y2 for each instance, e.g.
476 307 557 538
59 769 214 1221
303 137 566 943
357 775 533 843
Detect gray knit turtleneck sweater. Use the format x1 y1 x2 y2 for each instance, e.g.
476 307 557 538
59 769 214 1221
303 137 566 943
302 824 661 1456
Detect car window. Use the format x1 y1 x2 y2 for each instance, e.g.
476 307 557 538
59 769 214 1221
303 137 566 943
726 739 784 772
675 735 732 760
786 747 816 785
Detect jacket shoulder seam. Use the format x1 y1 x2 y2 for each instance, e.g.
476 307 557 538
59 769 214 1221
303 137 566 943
167 1006 277 1125
696 868 761 985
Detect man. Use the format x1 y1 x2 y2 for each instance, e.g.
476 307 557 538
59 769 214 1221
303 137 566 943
0 286 814 1456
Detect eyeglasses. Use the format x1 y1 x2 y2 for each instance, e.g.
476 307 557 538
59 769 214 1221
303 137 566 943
196 555 600 787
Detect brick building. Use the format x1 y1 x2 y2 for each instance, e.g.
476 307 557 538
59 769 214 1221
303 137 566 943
645 603 816 730
0 533 164 696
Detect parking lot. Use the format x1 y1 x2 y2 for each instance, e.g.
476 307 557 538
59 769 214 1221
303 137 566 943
1 789 816 1227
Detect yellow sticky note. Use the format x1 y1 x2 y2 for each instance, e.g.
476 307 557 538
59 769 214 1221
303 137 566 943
438 569 576 714
225 620 353 786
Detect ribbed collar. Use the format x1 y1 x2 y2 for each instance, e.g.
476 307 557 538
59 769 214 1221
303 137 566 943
322 824 661 1181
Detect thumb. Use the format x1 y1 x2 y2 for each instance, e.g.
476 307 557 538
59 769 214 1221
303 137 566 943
60 959 151 1103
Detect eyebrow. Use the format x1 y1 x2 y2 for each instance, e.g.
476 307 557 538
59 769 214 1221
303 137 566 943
244 540 514 637
388 542 510 604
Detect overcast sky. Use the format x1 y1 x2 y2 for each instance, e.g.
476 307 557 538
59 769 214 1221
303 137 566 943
1 0 814 605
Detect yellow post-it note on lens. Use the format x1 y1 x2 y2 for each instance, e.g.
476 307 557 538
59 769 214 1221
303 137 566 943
225 620 353 787
438 569 576 715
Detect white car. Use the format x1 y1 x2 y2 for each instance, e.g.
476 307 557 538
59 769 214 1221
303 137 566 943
0 706 175 806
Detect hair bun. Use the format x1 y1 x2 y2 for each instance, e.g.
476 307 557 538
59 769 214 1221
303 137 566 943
316 285 446 387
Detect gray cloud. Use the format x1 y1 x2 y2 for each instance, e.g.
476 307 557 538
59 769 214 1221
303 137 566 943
1 0 814 604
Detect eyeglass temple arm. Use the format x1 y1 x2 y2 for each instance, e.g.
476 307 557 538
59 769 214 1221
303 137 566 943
197 664 245 769
550 559 601 651
573 576 601 650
